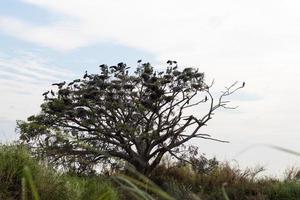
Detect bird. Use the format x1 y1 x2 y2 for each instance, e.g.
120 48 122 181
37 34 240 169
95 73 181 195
242 82 245 87
52 81 66 88
73 79 81 83
68 81 74 86
109 65 117 70
137 59 142 63
42 91 49 96
83 71 88 79
204 96 208 102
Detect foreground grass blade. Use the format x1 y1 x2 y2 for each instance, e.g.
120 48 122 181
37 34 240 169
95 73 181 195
221 184 230 200
236 144 300 157
22 166 40 200
266 145 300 156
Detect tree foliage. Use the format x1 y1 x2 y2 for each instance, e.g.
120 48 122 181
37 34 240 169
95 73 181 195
18 61 243 174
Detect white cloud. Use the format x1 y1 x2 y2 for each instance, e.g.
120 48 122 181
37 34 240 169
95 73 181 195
6 0 300 63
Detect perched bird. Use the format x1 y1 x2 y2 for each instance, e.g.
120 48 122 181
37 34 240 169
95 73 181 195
52 81 66 88
68 81 74 86
42 91 49 96
242 82 245 87
73 79 81 83
83 71 88 79
204 96 208 102
117 62 125 67
166 60 173 65
109 65 117 70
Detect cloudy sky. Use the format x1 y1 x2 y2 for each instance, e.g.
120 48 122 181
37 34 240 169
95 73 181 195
0 0 299 176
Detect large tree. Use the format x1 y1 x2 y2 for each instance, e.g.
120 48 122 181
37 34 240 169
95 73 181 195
17 61 243 175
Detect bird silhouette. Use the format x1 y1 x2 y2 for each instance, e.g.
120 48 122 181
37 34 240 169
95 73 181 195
68 81 74 86
42 91 49 96
242 82 245 87
83 71 88 79
204 96 208 102
73 79 80 83
52 81 66 88
137 59 142 63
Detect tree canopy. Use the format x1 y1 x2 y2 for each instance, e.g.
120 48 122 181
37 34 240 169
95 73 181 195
17 61 243 174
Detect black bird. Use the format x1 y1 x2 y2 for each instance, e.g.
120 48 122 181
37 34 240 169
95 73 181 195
137 59 142 63
166 60 172 65
68 81 74 86
204 96 208 102
242 82 245 87
52 81 66 87
73 79 80 83
42 91 49 96
110 65 117 70
117 62 124 67
83 71 88 79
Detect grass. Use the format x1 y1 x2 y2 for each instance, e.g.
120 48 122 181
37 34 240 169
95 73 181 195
0 144 119 200
0 144 299 200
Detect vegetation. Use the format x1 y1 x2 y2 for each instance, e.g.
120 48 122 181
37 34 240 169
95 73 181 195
0 144 299 200
17 61 243 175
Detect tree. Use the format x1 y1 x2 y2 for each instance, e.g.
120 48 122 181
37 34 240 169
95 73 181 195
17 61 243 175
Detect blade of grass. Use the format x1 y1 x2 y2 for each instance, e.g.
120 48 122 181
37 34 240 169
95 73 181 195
221 184 230 200
117 174 176 200
21 177 27 200
236 144 300 157
114 176 151 200
23 166 40 200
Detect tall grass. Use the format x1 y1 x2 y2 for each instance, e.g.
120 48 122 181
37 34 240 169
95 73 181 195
0 144 119 200
0 144 299 200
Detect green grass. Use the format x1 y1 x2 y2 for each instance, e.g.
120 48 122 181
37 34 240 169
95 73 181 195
0 144 119 200
0 144 299 200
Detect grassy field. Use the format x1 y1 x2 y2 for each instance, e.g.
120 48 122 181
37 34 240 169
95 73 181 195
0 144 299 200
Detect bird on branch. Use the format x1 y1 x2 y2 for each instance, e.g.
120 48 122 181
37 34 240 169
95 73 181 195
52 81 66 88
42 91 49 96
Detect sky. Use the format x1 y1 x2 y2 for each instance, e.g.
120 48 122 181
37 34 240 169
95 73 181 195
0 0 299 176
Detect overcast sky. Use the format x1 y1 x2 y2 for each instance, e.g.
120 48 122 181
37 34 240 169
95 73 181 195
0 0 299 176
